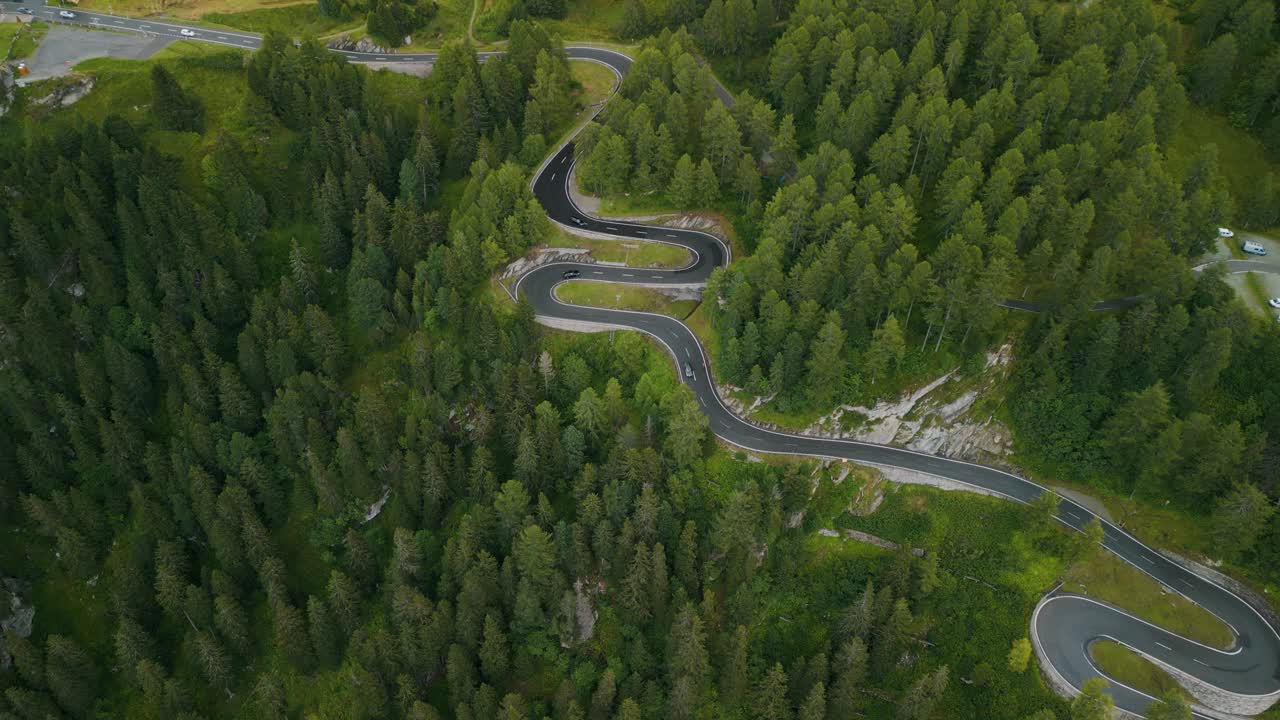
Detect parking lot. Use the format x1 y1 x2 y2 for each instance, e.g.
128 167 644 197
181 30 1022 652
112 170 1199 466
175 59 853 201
20 24 170 83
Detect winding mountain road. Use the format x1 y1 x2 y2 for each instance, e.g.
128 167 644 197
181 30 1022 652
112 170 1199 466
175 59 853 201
12 9 1279 716
518 54 1280 720
525 140 1280 720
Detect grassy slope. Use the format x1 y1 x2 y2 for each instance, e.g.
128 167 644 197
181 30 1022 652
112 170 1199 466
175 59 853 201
829 481 1070 717
570 57 618 105
1167 105 1275 205
544 228 691 268
531 0 624 42
2 21 47 60
72 0 311 20
1090 640 1192 700
202 3 362 35
555 281 698 318
1063 550 1233 648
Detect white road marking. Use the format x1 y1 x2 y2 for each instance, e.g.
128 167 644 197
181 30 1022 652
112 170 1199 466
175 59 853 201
606 226 618 231
1193 658 1209 667
622 273 633 277
636 230 646 235
1156 642 1173 651
666 234 677 237
551 172 556 181
591 271 603 275
1179 579 1194 588
1141 555 1156 565
650 274 662 278
683 347 690 357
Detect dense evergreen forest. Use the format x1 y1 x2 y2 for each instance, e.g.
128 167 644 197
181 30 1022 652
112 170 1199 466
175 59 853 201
618 0 1279 574
0 0 1276 718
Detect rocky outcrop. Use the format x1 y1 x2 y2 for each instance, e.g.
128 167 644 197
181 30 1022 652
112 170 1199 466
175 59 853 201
0 63 16 118
501 247 594 282
0 576 34 670
818 528 924 555
720 343 1018 469
31 73 94 110
326 34 396 55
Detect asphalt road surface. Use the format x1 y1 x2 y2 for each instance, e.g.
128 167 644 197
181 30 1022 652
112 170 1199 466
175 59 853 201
10 7 1279 715
519 53 1280 720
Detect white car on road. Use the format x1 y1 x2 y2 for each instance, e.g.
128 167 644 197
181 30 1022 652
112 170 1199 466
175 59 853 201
180 28 196 36
1219 227 1235 238
1269 298 1280 309
58 9 76 18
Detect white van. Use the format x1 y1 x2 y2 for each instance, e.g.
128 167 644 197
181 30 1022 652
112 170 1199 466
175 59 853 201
1242 240 1267 256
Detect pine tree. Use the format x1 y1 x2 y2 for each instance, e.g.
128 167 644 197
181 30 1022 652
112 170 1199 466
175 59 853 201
805 312 847 407
46 634 98 717
695 158 720 207
864 315 906 384
1145 691 1192 720
195 631 232 687
307 596 341 667
670 154 698 205
1071 678 1115 720
798 683 826 720
1007 638 1032 673
754 663 791 720
479 613 511 682
151 64 203 132
590 669 617 720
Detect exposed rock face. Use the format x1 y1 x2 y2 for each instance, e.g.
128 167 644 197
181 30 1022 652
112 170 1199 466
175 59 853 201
720 344 1018 469
0 576 35 670
817 528 925 555
0 63 16 118
31 73 94 110
326 34 396 55
501 247 594 281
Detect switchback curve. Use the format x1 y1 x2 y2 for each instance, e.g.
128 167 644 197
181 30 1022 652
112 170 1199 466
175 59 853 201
517 51 1280 720
18 8 1279 715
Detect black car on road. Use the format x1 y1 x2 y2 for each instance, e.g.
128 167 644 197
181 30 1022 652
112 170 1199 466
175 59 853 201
562 270 581 279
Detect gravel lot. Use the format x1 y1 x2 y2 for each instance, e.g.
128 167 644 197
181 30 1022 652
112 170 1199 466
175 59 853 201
21 25 170 83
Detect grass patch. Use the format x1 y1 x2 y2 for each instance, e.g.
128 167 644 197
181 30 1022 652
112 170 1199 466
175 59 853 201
555 281 698 318
74 0 315 20
1168 106 1276 207
534 0 625 42
2 21 47 60
1063 550 1234 649
203 3 361 35
569 57 617 105
683 301 718 360
749 398 829 429
1241 272 1275 314
1090 640 1191 701
67 47 249 129
589 193 747 261
596 192 691 217
544 228 691 268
